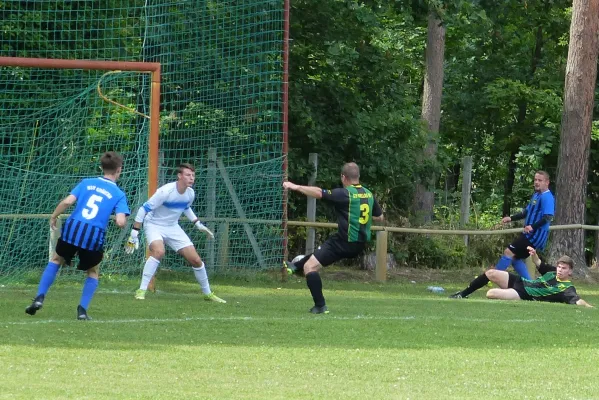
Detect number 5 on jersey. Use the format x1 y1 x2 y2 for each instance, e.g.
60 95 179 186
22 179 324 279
82 194 103 219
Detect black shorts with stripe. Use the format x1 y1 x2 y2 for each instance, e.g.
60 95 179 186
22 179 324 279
507 234 534 259
507 273 533 301
313 233 365 267
55 239 104 271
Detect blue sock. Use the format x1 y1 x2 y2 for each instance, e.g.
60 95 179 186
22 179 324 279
495 255 512 271
37 262 60 297
79 277 99 310
512 259 531 280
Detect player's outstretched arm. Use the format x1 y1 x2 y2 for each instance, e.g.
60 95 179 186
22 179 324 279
527 246 542 268
50 194 77 229
283 181 323 199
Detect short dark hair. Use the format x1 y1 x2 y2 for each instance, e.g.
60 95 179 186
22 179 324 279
341 162 360 181
100 151 123 174
178 163 195 174
535 170 550 180
556 255 574 270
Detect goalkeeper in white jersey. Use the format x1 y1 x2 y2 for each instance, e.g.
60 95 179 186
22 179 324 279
125 163 225 303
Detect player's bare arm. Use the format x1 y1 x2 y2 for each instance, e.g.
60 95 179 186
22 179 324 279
283 181 323 199
115 213 128 228
527 246 542 267
50 194 77 229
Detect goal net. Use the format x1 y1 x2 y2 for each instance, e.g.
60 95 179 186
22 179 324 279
0 65 153 282
0 0 286 283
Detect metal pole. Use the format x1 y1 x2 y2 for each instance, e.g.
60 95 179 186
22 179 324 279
305 153 318 254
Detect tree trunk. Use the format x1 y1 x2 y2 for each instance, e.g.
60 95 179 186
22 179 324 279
549 0 599 278
413 11 445 224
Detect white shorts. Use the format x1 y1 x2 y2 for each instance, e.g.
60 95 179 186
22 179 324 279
144 222 194 252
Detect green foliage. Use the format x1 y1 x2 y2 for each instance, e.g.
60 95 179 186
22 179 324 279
287 0 426 215
392 233 469 268
440 0 570 213
390 228 505 269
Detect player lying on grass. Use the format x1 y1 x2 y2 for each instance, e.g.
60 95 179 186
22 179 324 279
125 163 225 303
26 151 130 320
450 247 593 307
283 162 384 314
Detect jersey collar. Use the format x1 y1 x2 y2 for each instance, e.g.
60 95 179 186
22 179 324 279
99 176 117 185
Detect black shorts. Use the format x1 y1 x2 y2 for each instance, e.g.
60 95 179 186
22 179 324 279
507 273 533 300
313 233 366 267
507 234 534 259
55 239 104 271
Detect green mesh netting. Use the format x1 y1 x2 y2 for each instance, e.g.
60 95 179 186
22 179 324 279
0 1 285 283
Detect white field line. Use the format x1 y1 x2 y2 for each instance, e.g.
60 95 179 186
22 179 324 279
3 314 557 326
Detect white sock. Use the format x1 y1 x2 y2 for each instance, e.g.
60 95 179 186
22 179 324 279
139 256 160 290
193 262 211 295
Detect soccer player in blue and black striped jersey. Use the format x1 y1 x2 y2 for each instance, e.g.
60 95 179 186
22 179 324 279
25 152 130 320
283 162 384 314
498 171 555 278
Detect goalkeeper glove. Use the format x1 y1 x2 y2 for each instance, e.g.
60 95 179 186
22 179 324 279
125 228 140 254
195 220 214 239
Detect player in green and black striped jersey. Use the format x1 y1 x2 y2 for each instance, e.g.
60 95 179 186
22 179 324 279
283 162 384 314
451 247 593 307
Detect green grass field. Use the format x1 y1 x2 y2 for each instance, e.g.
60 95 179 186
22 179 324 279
2 273 599 400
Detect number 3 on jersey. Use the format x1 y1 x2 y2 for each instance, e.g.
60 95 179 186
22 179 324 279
82 194 103 219
359 203 370 224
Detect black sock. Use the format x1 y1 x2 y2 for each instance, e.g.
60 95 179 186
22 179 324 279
461 273 490 297
305 271 325 307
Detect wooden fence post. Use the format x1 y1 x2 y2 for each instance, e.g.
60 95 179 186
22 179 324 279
460 156 472 246
375 230 388 282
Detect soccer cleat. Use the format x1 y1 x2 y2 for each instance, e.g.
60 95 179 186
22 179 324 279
282 260 295 276
25 295 45 316
204 293 226 303
77 305 92 320
309 305 329 314
134 289 146 300
449 291 467 299
283 260 305 277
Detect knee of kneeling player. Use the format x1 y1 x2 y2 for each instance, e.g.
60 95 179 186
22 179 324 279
486 289 499 299
485 269 500 280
